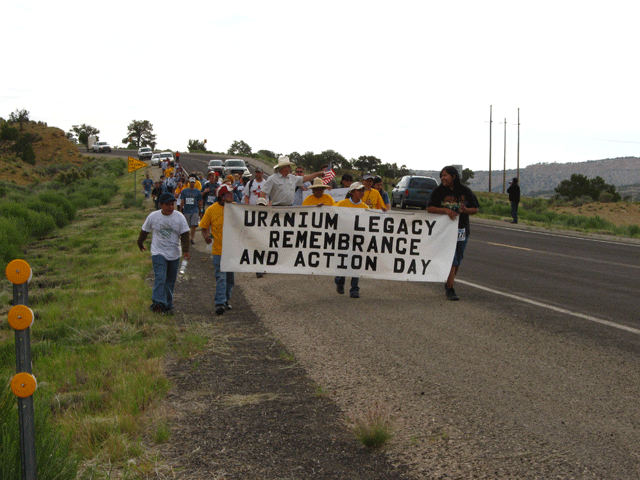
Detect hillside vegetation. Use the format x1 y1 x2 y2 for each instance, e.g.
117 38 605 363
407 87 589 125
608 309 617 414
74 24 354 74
416 157 640 198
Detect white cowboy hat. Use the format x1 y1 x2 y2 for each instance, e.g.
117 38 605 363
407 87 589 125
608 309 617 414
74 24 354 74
309 177 329 189
274 155 295 171
348 181 365 193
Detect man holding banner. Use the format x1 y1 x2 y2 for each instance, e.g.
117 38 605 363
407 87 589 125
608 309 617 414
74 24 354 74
427 166 479 301
260 156 323 206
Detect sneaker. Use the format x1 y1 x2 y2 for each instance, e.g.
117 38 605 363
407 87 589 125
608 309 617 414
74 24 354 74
190 239 195 245
336 284 345 295
224 302 232 311
445 287 459 301
350 291 360 299
256 272 263 278
215 305 225 315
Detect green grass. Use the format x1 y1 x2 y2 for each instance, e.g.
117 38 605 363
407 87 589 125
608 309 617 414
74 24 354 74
476 192 640 237
0 166 223 479
348 402 395 448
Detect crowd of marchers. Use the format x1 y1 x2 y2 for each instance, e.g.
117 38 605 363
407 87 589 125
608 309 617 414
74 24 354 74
137 155 479 315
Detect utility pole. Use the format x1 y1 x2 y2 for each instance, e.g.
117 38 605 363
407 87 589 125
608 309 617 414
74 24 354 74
488 105 493 192
502 118 507 194
517 108 520 182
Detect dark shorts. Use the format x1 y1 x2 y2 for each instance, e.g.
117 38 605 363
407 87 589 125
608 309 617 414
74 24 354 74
453 236 468 267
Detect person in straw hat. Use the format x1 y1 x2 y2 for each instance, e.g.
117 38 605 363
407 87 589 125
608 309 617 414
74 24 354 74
302 177 336 206
259 156 324 206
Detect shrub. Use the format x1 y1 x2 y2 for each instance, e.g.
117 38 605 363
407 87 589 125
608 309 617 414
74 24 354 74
349 403 394 448
25 201 69 228
37 191 77 222
0 389 78 480
0 203 57 238
0 216 27 264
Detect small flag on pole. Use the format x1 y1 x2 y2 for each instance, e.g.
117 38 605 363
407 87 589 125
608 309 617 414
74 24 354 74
322 162 336 185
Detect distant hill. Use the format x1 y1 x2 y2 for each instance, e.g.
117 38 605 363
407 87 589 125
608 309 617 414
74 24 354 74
414 157 640 198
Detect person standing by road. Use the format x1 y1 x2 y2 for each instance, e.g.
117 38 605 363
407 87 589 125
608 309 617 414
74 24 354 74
243 166 267 205
427 166 479 301
259 156 323 206
151 180 164 210
334 182 369 298
293 165 312 206
361 173 387 211
202 171 219 210
373 176 391 210
507 177 520 224
142 173 153 200
180 176 203 244
199 184 236 316
137 193 190 313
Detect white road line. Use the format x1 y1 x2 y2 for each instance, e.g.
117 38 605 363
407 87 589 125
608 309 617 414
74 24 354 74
478 222 640 247
457 279 640 336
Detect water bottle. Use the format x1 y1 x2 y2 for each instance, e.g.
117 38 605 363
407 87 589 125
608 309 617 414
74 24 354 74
179 259 188 275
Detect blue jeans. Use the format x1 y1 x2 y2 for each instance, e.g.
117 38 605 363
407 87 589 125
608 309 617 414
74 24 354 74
212 255 234 306
151 255 180 310
335 276 359 294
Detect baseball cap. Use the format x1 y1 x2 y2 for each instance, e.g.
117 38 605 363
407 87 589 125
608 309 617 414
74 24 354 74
159 193 177 204
256 197 268 206
254 166 263 173
216 184 234 197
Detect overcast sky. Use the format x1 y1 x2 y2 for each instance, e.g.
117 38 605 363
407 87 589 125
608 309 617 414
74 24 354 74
3 1 638 173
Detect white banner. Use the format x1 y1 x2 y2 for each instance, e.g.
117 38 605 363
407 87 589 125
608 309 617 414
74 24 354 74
221 204 458 282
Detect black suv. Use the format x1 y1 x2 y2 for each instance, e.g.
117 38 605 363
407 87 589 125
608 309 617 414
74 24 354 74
391 176 438 209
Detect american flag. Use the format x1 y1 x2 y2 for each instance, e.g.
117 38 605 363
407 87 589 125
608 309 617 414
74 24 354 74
322 162 336 185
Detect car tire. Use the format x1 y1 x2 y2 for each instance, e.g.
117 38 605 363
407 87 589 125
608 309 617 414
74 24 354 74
400 198 407 209
391 196 396 208
421 205 426 210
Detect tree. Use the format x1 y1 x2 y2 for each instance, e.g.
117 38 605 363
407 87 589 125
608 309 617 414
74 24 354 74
228 140 252 156
188 139 207 152
256 149 277 159
70 124 100 148
124 120 156 149
353 155 382 173
9 109 30 130
461 168 475 186
554 173 620 202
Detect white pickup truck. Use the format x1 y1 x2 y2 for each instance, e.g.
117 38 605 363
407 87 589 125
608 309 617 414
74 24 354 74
138 147 153 160
92 141 112 153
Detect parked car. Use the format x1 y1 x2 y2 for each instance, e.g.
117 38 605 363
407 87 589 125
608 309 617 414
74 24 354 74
391 175 438 209
224 158 250 177
207 159 225 175
138 147 153 160
92 141 111 153
150 153 162 166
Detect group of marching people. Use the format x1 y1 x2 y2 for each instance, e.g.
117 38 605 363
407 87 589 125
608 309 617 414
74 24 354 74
138 155 478 315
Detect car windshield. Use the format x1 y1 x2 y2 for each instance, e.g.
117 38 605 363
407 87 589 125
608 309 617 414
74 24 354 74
409 178 437 189
226 160 245 167
209 160 223 165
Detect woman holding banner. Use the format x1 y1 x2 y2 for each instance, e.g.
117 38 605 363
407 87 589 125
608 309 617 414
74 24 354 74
427 166 479 301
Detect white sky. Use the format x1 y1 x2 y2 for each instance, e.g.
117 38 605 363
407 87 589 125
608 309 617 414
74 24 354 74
3 1 639 172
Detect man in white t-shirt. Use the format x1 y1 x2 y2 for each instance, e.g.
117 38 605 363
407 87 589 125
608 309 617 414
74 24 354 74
137 193 190 314
243 166 267 205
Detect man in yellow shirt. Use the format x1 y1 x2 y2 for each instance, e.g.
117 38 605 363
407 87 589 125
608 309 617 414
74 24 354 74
199 184 235 315
361 173 387 210
335 182 368 298
302 178 336 206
